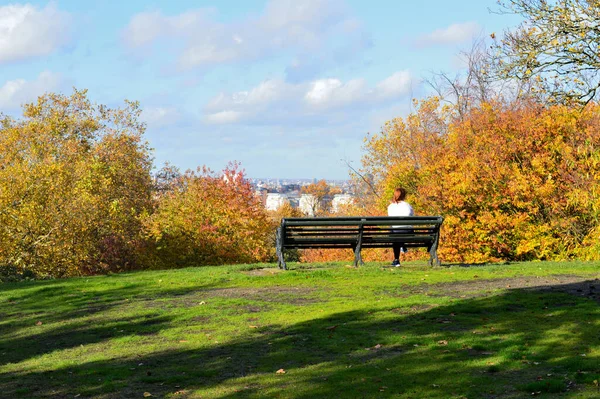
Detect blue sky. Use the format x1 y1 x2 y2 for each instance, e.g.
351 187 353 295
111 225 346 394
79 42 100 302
0 0 522 179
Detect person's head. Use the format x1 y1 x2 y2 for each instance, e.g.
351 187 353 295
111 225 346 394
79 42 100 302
392 187 407 203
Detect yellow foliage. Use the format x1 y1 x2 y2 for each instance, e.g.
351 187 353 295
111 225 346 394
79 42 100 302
0 90 154 277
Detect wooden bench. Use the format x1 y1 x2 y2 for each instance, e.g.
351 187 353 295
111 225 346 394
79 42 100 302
276 216 444 270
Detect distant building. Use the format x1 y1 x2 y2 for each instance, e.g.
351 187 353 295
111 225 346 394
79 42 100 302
265 193 289 211
282 183 300 192
299 194 318 216
288 196 299 209
254 188 268 206
332 194 354 213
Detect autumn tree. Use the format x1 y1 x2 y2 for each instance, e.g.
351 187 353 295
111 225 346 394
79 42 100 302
361 97 448 211
361 97 600 263
494 0 600 105
426 37 538 119
0 90 154 278
427 38 497 120
143 163 272 267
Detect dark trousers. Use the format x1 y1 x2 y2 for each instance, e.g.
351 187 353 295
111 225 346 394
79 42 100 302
392 228 410 259
393 243 406 259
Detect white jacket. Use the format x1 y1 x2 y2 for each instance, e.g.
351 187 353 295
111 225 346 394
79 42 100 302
388 201 414 229
387 201 414 217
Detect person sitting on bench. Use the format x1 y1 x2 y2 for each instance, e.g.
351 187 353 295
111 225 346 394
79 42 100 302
387 187 414 267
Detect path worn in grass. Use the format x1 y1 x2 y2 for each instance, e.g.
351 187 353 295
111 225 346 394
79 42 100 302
400 274 600 301
0 261 598 398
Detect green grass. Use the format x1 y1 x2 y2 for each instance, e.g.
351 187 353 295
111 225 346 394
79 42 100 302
1 260 599 398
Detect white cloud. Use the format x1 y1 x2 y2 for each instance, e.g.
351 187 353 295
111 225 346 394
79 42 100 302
122 0 366 71
304 78 366 108
206 79 297 111
141 106 182 129
376 71 413 99
416 22 480 47
0 71 63 109
203 70 413 124
121 11 165 47
122 9 217 48
0 3 72 63
204 110 244 124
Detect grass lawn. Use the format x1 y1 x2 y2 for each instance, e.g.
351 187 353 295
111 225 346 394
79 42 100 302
1 260 599 398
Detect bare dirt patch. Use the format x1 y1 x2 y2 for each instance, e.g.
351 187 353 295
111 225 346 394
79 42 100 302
241 268 285 276
407 275 600 302
144 286 323 309
202 286 321 305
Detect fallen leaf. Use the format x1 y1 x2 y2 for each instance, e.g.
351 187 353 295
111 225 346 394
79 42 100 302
249 325 258 329
438 340 448 345
143 393 152 397
276 369 286 374
199 301 206 305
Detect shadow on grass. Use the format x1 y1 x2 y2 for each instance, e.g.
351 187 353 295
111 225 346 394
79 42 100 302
0 279 220 366
1 279 599 398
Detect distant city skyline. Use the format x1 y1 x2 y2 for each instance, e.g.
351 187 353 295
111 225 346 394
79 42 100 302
249 177 349 183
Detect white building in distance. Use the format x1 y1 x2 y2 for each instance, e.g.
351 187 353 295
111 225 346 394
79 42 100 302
265 193 289 211
299 194 318 216
332 194 354 213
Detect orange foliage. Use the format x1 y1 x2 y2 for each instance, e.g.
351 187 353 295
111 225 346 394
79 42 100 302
362 98 600 263
143 163 272 267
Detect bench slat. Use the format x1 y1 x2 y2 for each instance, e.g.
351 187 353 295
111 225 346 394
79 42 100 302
285 220 441 227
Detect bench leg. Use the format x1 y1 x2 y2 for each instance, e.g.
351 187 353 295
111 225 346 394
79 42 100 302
428 243 440 267
428 252 440 267
276 227 287 270
353 246 364 267
353 229 364 267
